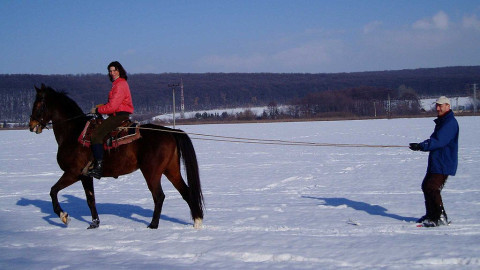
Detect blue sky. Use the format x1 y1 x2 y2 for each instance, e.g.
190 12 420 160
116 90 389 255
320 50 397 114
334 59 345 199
1 0 480 74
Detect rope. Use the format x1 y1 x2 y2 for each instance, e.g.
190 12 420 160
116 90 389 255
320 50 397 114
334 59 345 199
127 126 407 148
43 113 406 148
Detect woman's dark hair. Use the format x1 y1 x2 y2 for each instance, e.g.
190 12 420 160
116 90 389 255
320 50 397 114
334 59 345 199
107 61 128 82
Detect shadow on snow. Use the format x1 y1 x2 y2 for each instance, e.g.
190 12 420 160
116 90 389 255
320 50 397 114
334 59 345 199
16 194 190 228
302 196 417 222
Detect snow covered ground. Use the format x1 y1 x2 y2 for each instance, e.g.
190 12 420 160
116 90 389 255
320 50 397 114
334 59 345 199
1 116 479 269
152 106 270 122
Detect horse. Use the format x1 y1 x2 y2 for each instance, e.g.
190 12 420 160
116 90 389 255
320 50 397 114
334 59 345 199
28 84 204 229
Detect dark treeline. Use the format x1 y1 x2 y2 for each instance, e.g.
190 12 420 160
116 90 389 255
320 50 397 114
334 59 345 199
1 66 479 123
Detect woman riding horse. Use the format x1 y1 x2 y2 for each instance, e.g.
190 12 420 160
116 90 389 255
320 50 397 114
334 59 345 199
88 61 134 179
29 84 203 229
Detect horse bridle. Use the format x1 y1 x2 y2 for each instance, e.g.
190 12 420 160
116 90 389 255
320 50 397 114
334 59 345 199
30 98 50 130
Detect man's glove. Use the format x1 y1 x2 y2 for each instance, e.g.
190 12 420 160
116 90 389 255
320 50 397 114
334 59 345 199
409 143 422 151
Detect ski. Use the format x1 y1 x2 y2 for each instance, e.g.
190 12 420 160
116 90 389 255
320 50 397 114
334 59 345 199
416 220 452 228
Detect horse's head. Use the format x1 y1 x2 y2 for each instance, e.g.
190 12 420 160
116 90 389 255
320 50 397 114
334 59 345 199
29 84 51 134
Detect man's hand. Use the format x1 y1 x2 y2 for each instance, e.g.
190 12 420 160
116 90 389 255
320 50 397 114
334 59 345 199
90 107 97 114
409 143 421 151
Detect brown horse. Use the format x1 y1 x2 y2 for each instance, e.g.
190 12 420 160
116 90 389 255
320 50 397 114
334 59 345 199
28 84 204 229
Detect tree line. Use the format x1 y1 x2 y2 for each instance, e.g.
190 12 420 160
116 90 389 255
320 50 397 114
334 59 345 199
1 66 479 123
171 85 421 124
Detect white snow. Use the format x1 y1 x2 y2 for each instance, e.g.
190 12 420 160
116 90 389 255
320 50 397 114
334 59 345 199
153 106 270 121
1 116 479 269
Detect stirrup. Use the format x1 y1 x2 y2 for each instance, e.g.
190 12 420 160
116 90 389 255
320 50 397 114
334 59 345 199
87 168 102 179
87 160 102 179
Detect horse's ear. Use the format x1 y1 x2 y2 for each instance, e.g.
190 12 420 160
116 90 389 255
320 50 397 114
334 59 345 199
34 85 40 92
34 84 47 92
34 84 48 95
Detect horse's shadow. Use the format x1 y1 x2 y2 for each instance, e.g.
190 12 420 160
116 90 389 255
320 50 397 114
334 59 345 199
16 194 190 228
302 196 417 222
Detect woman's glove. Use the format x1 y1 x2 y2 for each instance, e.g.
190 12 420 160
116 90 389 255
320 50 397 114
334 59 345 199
90 104 103 114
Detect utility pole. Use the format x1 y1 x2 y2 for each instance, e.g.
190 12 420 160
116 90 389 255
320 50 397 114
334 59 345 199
180 78 185 119
168 83 180 128
474 83 477 115
387 94 391 119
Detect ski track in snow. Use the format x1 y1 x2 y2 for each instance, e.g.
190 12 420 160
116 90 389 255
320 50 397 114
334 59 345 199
0 117 479 269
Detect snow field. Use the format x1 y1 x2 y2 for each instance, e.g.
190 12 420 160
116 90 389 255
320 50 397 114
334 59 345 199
1 116 479 269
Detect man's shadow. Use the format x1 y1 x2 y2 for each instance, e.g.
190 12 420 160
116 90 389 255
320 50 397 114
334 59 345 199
16 194 190 228
302 196 417 222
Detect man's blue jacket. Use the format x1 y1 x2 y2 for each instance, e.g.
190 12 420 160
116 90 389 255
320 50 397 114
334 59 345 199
419 110 459 176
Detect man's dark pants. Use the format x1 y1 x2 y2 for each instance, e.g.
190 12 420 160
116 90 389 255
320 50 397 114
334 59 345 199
422 172 448 220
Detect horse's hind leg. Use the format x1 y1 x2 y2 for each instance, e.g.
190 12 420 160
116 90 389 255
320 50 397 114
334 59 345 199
164 166 203 229
140 169 165 229
80 175 100 229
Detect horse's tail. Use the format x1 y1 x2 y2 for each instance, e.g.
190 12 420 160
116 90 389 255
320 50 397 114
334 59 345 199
175 130 204 219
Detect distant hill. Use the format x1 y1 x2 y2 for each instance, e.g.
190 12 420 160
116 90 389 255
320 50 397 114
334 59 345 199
1 66 479 122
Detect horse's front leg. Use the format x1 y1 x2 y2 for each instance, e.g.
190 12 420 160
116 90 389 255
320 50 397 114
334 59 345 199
80 175 100 229
50 172 79 226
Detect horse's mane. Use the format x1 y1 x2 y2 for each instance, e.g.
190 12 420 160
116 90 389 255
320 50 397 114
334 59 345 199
44 86 85 117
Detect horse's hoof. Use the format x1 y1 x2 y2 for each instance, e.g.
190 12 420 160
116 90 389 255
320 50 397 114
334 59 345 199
194 218 203 229
87 219 100 229
60 212 70 226
147 224 158 229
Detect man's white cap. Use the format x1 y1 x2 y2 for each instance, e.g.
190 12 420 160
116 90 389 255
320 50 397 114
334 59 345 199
436 96 450 105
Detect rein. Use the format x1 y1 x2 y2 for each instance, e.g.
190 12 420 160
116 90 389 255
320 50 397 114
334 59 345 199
52 113 89 125
31 113 89 129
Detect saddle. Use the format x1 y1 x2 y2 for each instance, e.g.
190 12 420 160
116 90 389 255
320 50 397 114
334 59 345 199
78 118 141 150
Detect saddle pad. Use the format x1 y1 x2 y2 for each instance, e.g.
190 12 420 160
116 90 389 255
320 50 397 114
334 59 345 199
78 119 141 150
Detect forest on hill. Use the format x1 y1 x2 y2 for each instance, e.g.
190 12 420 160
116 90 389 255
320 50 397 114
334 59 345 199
1 66 479 124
